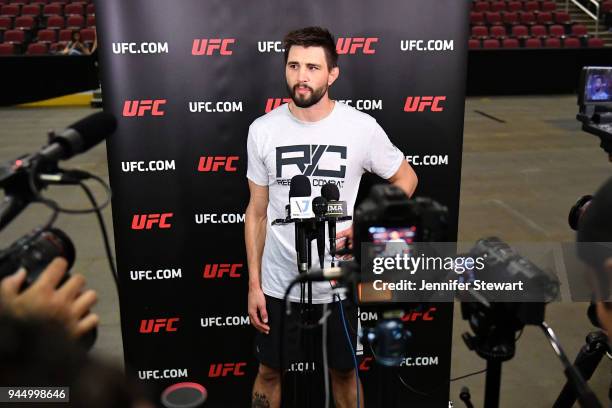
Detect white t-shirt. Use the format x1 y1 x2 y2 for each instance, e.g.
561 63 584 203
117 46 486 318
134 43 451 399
247 101 404 303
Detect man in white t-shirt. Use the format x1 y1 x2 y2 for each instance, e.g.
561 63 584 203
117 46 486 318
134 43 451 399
245 26 418 408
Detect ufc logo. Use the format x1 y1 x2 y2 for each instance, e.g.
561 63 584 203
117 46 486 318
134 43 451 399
131 213 173 230
208 363 246 377
203 263 243 279
265 98 291 113
192 38 236 55
359 357 373 371
276 145 347 178
403 96 446 112
401 307 436 322
123 100 166 117
197 156 239 172
336 37 378 55
139 318 179 333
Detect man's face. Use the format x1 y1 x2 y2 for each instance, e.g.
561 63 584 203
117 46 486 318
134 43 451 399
285 45 338 108
594 78 603 91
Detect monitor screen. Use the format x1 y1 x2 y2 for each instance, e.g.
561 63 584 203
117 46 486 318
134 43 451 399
584 67 612 104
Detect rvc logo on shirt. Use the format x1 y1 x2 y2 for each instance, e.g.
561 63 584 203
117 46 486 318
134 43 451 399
275 145 347 188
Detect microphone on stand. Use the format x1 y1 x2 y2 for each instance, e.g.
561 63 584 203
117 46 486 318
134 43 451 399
288 175 312 274
321 183 341 257
312 196 328 269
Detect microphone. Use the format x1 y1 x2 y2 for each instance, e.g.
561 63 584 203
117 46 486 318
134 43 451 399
40 112 117 163
312 196 328 269
289 175 311 273
321 183 340 257
0 112 117 230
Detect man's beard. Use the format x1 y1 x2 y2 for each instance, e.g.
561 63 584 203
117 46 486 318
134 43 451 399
286 82 328 108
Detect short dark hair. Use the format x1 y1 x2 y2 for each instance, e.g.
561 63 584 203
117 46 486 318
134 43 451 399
283 26 338 70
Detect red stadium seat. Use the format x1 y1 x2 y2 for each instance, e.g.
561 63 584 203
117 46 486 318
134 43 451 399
520 11 536 25
50 40 64 52
66 13 82 28
63 2 82 15
26 41 48 54
502 38 520 48
531 25 547 37
587 37 604 47
85 2 92 13
58 27 71 41
12 0 28 4
563 37 581 47
490 25 506 38
42 3 61 15
46 14 64 28
85 13 93 26
603 0 612 12
524 1 539 12
468 38 481 49
474 2 489 12
0 15 11 29
470 11 484 25
544 37 561 47
490 1 506 12
4 29 24 43
537 12 553 25
79 26 93 41
485 11 502 25
0 42 14 54
511 25 529 38
37 28 55 42
555 11 571 24
483 38 500 48
571 24 588 36
14 15 34 32
541 1 557 11
507 1 522 12
471 25 488 38
1 4 20 16
549 25 565 37
502 11 519 25
525 37 541 48
21 4 40 15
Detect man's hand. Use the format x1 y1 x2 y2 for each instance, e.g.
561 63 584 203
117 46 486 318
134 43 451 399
0 257 99 338
336 227 354 259
248 287 269 334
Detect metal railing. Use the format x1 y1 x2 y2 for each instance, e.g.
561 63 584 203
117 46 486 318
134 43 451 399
565 0 601 36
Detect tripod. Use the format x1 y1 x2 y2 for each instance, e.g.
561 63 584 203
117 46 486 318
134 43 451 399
553 331 611 408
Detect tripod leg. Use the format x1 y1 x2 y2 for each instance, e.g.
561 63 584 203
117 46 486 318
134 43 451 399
484 359 502 408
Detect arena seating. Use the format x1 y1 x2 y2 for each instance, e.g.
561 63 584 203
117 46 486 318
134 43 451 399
0 0 94 55
470 0 607 49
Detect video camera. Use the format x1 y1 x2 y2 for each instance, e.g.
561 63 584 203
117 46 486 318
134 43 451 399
576 66 612 159
0 112 117 349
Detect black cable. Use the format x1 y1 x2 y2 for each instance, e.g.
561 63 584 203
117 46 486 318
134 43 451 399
78 181 118 290
450 368 488 382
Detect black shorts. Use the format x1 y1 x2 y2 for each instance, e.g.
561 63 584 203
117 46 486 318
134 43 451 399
254 294 358 372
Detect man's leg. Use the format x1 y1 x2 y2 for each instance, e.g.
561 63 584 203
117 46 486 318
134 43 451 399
252 363 281 408
330 367 364 408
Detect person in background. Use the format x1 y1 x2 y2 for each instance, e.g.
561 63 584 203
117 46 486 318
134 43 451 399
61 31 90 56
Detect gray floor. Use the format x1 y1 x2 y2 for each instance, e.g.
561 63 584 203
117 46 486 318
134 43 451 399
0 96 610 407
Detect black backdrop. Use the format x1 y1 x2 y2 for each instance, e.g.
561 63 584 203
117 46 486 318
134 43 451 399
95 1 469 406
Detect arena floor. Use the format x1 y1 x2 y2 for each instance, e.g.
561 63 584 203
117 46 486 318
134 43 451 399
0 95 610 407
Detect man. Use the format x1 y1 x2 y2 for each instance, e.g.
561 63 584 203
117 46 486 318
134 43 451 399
245 27 418 408
577 177 612 339
591 76 610 101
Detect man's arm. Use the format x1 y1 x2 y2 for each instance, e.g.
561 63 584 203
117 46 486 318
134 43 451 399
245 180 270 334
388 160 418 198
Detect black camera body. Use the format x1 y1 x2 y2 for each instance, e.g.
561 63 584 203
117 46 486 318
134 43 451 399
0 228 75 288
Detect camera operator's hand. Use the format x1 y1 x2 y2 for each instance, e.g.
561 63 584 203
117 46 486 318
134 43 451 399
336 227 354 259
248 286 269 334
0 257 99 338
